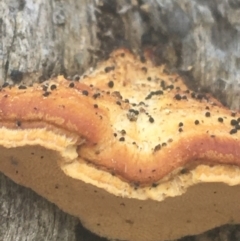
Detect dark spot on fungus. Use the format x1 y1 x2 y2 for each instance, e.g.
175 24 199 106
119 137 125 142
218 117 224 123
108 81 114 88
180 168 188 174
235 124 240 130
42 85 48 92
195 120 200 125
154 144 161 152
191 92 196 98
182 95 187 100
174 94 182 100
145 94 152 100
74 75 80 81
230 128 237 134
230 119 238 126
154 90 164 95
93 104 98 108
112 91 123 99
179 122 183 127
121 130 126 135
82 90 89 96
43 91 51 97
166 84 174 90
18 85 27 90
205 112 211 117
16 120 21 127
129 109 139 115
179 128 183 132
160 80 166 89
69 82 75 88
127 113 137 121
125 219 134 225
50 84 57 90
176 87 181 91
149 117 154 123
93 93 100 99
105 66 115 73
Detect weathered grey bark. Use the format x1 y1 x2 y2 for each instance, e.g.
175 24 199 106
1 0 240 109
1 0 240 240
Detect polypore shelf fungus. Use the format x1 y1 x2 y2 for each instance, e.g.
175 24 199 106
0 49 240 241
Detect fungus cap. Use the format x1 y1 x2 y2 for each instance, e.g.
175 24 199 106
0 49 240 241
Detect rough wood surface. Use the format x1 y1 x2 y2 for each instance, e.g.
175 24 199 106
1 0 240 109
1 0 240 240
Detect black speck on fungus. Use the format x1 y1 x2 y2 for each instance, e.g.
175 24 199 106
108 81 114 88
218 117 224 123
195 120 200 125
149 117 154 123
154 144 161 152
230 119 238 126
50 84 57 90
69 82 75 88
82 90 89 96
174 94 182 100
43 91 51 97
230 128 237 135
119 137 125 142
18 85 27 90
205 112 211 117
105 66 115 73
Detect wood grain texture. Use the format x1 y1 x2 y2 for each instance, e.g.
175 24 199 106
0 173 78 241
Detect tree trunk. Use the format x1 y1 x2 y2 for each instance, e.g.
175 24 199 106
1 0 240 240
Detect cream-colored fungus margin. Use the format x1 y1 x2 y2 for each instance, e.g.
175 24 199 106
1 126 240 202
62 159 240 201
0 127 79 161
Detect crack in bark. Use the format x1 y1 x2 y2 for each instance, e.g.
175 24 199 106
4 16 17 82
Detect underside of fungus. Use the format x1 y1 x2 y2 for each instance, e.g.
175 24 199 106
0 49 240 241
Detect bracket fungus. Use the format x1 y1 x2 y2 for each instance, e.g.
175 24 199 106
0 49 240 241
